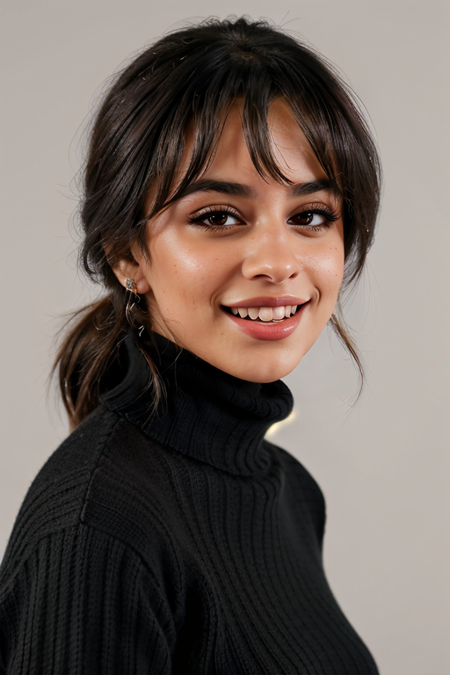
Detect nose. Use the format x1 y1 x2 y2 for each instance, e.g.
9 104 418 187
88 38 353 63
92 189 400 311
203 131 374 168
241 227 302 283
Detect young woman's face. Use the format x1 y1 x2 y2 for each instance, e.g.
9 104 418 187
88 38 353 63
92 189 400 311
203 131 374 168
129 100 345 382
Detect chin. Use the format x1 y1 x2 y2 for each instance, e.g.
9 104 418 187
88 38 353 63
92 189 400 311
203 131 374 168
229 355 302 384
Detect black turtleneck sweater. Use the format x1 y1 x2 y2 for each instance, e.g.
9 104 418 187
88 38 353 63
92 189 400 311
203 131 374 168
0 332 379 674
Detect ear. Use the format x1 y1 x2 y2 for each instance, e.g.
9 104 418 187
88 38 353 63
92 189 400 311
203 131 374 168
111 245 151 295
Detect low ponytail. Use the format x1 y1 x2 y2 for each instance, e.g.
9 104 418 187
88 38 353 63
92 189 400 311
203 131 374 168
54 293 128 430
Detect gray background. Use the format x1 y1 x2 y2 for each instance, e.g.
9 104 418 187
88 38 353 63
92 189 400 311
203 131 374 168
1 1 449 673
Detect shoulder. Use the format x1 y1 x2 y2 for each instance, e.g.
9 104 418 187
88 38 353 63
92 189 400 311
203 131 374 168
266 440 325 499
0 407 186 639
265 440 327 539
2 406 117 558
1 406 182 575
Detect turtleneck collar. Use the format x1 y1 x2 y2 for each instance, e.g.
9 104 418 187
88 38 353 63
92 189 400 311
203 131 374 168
100 331 294 477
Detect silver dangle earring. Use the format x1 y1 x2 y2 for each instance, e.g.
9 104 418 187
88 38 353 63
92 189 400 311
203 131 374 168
124 277 141 325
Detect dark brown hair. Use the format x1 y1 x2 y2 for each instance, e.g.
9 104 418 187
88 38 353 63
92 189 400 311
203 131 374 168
55 16 381 429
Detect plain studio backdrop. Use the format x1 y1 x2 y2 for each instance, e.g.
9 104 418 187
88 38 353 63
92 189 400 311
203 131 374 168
1 1 449 673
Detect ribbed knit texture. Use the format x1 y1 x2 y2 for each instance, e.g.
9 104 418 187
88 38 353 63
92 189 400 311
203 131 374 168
0 331 379 674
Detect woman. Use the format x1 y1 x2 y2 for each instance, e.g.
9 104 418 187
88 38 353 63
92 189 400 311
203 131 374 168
0 17 381 675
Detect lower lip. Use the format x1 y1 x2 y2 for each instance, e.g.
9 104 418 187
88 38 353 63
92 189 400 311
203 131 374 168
222 303 308 341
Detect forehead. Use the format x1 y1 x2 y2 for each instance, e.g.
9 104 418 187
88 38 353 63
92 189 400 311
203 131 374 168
182 99 328 187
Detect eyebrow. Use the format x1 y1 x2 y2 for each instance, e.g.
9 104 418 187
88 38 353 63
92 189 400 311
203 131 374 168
174 178 340 201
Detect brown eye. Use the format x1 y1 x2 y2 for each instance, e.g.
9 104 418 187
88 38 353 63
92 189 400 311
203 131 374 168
289 210 330 229
191 210 242 228
296 211 315 225
209 212 229 226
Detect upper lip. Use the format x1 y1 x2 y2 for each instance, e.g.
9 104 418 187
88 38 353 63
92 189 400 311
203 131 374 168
223 296 308 308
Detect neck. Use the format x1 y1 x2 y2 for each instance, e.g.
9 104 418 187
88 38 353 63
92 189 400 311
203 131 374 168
101 330 294 477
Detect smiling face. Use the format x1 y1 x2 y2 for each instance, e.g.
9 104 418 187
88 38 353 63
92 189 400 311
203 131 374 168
116 100 345 383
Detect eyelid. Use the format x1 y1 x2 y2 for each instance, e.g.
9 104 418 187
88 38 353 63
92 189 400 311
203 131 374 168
289 201 340 220
189 204 243 218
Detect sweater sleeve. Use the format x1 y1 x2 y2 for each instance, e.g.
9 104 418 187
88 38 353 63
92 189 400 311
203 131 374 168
0 522 175 675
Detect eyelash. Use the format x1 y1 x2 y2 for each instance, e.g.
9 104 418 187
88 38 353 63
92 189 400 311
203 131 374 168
188 203 340 232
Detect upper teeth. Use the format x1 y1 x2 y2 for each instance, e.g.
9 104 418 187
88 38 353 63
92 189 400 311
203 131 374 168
230 306 298 321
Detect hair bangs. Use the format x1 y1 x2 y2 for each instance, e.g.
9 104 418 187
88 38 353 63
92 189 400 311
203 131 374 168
145 63 333 221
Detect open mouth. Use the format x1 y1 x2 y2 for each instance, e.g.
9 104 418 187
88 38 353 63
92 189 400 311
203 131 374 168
221 303 306 324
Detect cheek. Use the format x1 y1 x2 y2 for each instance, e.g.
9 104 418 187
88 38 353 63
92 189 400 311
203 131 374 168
149 236 225 310
310 244 345 298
